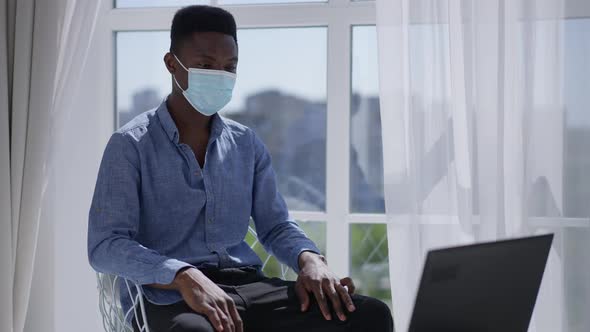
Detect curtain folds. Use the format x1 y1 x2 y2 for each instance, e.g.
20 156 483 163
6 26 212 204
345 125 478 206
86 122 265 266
0 1 101 331
377 0 589 331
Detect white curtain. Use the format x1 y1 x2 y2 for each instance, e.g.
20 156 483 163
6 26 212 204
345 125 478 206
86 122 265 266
377 0 590 332
0 1 101 331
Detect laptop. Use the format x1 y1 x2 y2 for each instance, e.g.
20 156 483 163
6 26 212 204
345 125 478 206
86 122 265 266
408 234 553 332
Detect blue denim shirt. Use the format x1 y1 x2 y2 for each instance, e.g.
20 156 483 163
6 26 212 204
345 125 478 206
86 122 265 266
87 100 320 321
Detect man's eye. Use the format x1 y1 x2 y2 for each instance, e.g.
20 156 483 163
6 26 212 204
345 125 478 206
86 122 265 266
226 66 237 73
198 63 212 69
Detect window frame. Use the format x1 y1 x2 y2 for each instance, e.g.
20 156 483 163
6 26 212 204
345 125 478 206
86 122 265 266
98 0 377 277
96 0 590 279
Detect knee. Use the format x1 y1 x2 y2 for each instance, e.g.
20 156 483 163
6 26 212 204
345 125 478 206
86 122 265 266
170 313 215 332
352 297 394 332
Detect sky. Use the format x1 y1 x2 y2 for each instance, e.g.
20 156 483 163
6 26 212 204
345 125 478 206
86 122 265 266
116 27 330 113
116 19 590 127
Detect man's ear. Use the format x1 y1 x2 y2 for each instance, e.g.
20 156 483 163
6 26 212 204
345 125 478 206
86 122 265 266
164 52 176 74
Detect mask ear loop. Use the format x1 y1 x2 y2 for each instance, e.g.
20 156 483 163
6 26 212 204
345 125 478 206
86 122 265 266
172 53 188 92
172 74 185 92
173 53 189 72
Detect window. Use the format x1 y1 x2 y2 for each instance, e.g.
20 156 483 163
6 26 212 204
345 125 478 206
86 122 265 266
564 18 590 219
221 27 328 212
116 0 325 7
350 25 384 214
563 17 590 331
103 0 590 318
349 25 390 305
116 0 208 8
116 31 169 125
219 0 326 4
350 223 390 306
116 28 328 212
105 0 388 306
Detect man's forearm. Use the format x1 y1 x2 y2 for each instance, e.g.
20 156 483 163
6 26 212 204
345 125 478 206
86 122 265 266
257 221 322 271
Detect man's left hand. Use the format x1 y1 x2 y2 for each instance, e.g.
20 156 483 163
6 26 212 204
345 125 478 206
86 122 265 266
295 251 357 322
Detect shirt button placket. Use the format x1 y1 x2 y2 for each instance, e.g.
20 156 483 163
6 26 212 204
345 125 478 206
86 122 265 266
203 174 215 243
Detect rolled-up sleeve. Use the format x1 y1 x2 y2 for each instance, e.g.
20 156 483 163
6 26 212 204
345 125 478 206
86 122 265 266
250 131 321 273
87 132 192 285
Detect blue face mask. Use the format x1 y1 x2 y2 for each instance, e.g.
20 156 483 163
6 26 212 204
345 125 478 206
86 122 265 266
173 54 236 116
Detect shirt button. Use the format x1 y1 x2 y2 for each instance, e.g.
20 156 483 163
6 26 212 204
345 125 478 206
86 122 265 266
208 218 213 224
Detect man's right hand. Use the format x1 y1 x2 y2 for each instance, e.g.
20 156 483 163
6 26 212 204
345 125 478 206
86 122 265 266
172 267 243 332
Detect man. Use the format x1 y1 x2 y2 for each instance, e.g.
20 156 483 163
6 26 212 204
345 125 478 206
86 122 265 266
88 5 393 332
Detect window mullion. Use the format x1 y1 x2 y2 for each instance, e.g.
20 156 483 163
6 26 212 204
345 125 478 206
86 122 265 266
325 18 351 277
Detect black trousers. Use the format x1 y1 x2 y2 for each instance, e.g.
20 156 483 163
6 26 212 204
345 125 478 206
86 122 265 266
133 267 393 332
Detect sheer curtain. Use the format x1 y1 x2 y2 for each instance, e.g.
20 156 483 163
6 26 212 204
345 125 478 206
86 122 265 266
377 0 590 331
0 1 101 331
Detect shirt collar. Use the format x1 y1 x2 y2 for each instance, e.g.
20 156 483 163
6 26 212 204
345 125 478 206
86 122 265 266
156 101 179 143
156 99 226 144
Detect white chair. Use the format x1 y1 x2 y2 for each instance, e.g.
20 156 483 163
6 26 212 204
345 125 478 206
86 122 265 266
96 226 290 332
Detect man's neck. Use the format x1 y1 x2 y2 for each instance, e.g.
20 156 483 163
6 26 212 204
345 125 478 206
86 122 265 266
166 93 212 135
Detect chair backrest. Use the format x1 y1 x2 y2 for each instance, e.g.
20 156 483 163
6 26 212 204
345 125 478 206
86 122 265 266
96 273 150 332
96 226 289 332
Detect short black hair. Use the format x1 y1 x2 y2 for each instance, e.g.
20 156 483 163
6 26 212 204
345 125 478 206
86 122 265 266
170 5 237 53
